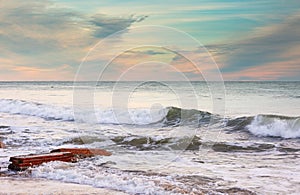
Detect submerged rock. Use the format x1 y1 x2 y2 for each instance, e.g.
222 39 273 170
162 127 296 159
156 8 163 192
216 187 256 195
212 142 275 152
112 135 202 151
169 136 202 151
51 148 112 157
0 125 10 129
112 136 171 150
278 147 300 153
62 136 106 145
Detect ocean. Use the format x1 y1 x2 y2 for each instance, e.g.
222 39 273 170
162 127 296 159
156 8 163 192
0 81 299 194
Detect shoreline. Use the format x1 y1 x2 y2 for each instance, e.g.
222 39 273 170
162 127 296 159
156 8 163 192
0 176 128 195
0 165 258 194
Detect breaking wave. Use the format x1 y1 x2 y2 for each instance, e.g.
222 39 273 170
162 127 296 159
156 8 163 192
1 99 299 138
246 115 300 139
0 99 74 121
0 99 212 126
227 114 300 139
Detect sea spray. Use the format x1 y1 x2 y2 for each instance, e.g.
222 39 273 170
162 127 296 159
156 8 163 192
247 115 300 138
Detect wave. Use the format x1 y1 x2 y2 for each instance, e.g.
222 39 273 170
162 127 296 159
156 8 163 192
164 107 212 126
0 99 74 121
227 114 300 139
31 161 244 194
246 115 300 139
0 99 212 126
226 116 254 130
1 99 299 139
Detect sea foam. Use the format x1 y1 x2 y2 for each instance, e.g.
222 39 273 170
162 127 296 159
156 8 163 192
0 99 167 125
247 115 300 139
0 99 214 126
0 99 74 121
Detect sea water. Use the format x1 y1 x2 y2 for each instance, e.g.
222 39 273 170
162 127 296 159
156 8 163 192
0 81 299 194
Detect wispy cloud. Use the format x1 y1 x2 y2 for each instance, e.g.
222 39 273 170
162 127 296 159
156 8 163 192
90 14 147 38
0 0 146 80
223 59 300 81
1 0 299 80
215 13 300 80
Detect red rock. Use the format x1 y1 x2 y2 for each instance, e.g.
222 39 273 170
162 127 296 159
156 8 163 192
0 141 5 148
8 152 76 171
51 148 112 157
10 152 75 163
8 148 112 171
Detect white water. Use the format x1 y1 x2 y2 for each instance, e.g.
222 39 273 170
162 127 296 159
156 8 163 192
247 115 300 138
31 161 172 195
0 99 167 125
0 81 300 194
0 99 74 121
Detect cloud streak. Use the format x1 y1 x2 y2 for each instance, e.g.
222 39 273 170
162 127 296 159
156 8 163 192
0 0 146 80
91 14 147 38
215 13 300 80
1 0 299 81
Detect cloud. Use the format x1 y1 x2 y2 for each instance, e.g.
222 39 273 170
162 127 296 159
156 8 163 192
91 47 223 81
90 14 147 38
1 0 299 81
0 0 147 80
219 13 300 78
223 59 300 80
0 60 74 81
0 1 88 55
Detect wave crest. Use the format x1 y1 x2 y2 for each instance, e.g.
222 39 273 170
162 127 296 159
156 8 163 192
165 106 212 126
246 115 300 139
2 99 298 139
0 99 212 126
0 99 74 121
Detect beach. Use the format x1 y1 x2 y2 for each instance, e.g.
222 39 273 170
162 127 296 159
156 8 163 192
0 177 127 195
1 0 300 193
0 81 299 194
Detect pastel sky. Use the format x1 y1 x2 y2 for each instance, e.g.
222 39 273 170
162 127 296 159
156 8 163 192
0 0 300 81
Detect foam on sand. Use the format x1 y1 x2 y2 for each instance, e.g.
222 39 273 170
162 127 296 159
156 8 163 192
0 177 127 195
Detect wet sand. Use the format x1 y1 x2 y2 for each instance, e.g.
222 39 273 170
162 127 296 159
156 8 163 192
0 177 127 195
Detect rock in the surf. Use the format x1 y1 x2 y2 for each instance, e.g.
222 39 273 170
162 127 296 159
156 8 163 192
50 148 112 158
0 141 5 148
8 148 112 171
8 152 76 171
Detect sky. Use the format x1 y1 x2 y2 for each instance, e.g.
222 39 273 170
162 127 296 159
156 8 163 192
0 0 300 81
